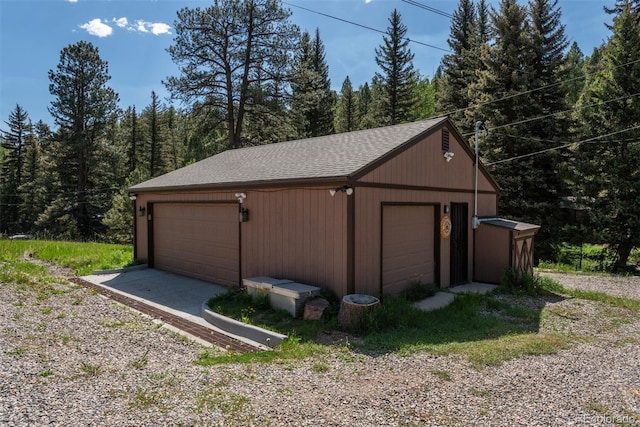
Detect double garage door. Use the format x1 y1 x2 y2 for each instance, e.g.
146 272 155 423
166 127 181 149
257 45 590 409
151 203 239 286
382 205 436 295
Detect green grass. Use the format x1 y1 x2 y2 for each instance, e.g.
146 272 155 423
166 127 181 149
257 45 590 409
202 287 569 367
0 239 136 276
207 289 339 341
540 280 640 311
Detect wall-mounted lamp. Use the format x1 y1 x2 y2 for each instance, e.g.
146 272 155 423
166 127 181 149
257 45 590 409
128 194 137 201
235 192 247 204
239 207 249 222
443 151 455 162
329 186 354 196
138 206 146 217
444 205 449 214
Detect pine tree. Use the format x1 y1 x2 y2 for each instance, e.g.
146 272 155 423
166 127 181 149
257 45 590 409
166 0 298 149
437 0 477 130
335 76 357 133
355 83 373 129
576 4 640 268
374 9 417 125
562 42 586 106
47 41 119 238
0 105 30 233
291 29 335 137
143 91 166 177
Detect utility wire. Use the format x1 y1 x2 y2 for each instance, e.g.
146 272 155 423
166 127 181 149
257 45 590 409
400 0 453 19
475 91 640 136
445 57 640 125
485 124 640 166
283 1 450 53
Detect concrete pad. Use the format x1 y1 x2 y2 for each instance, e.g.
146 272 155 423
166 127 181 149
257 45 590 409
81 268 228 317
413 292 456 311
449 282 498 295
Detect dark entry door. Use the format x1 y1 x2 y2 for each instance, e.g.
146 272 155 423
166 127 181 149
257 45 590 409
450 203 468 286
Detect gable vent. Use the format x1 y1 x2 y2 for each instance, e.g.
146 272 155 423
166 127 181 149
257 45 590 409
442 128 450 151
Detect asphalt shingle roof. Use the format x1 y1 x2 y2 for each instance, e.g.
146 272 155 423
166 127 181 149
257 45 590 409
130 117 447 192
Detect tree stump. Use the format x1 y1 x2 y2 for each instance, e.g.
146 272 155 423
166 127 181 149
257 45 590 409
338 294 380 331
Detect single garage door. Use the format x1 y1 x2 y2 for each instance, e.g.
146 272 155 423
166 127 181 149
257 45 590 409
152 203 239 286
382 205 436 295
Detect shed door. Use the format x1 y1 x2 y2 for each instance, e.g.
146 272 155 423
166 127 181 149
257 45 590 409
152 203 239 286
450 203 469 286
382 205 436 295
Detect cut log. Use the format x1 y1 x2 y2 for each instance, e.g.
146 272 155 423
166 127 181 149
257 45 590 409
338 294 380 331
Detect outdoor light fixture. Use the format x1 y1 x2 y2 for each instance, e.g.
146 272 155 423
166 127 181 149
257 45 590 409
235 192 247 204
128 194 137 201
329 186 353 196
443 151 455 162
138 206 146 217
444 205 450 214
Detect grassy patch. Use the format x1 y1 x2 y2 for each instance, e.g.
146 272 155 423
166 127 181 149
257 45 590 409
540 281 640 311
207 289 339 341
0 240 136 276
203 288 561 367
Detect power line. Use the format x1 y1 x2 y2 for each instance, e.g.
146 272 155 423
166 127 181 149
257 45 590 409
283 1 450 53
485 124 640 166
400 0 453 19
446 57 640 127
478 91 640 136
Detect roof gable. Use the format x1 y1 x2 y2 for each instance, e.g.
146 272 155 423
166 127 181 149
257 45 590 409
130 117 448 192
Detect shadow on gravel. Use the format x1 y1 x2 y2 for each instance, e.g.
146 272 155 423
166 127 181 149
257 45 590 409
334 291 567 356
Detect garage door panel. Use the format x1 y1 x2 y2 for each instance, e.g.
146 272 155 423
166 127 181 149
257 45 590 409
382 205 435 295
153 203 239 286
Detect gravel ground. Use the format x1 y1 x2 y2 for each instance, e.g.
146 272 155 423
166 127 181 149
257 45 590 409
1 268 639 426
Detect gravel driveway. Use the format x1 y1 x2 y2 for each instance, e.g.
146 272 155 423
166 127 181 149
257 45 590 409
1 270 639 426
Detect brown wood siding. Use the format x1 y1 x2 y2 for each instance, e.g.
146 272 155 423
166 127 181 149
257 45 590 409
381 205 435 295
135 188 348 296
241 188 348 296
152 203 239 286
358 126 497 193
354 187 497 295
473 224 510 284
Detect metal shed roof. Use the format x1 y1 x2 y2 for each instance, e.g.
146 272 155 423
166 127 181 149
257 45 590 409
480 218 541 232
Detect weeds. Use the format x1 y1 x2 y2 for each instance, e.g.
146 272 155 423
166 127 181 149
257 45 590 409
79 361 103 377
128 350 150 369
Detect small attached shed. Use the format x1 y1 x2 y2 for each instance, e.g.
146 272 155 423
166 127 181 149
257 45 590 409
474 218 541 284
129 117 503 298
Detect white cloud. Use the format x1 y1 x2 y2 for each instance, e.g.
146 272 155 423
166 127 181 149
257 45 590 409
80 17 170 37
136 20 149 33
148 22 171 35
134 20 171 35
113 17 128 28
67 0 78 3
79 18 113 37
365 0 373 3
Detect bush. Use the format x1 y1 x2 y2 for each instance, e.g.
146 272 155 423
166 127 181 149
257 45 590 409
500 267 545 296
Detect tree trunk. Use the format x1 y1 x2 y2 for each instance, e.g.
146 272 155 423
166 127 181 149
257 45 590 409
338 294 380 332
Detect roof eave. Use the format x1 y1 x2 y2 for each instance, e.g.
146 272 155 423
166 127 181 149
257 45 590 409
128 176 351 194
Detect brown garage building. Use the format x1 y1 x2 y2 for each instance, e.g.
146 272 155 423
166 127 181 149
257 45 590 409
129 117 502 297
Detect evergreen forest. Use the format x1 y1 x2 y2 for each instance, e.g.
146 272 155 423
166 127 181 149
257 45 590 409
1 0 639 270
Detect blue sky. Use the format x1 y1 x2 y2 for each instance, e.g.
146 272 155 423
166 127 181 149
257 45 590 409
0 0 611 129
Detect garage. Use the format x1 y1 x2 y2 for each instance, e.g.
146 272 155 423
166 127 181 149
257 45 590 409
150 202 239 286
131 118 505 297
381 204 436 295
